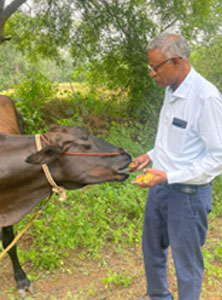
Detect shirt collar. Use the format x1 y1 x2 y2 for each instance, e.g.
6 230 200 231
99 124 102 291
166 67 196 102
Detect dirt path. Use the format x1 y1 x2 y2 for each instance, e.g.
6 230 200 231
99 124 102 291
1 242 222 300
1 217 222 300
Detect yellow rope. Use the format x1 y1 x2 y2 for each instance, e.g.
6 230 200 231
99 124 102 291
0 209 42 260
0 190 54 260
35 134 66 201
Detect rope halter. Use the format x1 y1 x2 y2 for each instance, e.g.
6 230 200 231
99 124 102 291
35 134 67 201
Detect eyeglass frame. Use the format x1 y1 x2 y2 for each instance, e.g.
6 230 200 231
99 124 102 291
148 56 182 74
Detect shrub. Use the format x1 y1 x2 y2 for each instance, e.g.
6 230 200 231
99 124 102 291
12 71 56 133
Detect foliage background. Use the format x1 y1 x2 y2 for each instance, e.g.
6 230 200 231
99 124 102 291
1 0 222 297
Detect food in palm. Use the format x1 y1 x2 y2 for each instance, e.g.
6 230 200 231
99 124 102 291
136 172 154 184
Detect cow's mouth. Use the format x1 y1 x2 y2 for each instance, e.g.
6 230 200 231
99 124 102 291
117 165 130 175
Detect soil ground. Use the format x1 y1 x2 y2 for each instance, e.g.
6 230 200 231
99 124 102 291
1 218 222 300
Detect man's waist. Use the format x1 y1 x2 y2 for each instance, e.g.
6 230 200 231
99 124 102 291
161 182 210 195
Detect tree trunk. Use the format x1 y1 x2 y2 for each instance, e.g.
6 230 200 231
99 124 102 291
0 0 27 44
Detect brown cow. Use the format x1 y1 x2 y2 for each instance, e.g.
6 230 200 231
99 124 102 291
0 97 131 298
0 95 24 134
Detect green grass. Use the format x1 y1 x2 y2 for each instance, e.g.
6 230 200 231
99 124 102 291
15 180 147 271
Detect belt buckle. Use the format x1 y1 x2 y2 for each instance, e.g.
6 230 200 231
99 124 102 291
180 185 197 195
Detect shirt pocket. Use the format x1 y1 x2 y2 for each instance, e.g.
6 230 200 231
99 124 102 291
168 124 187 153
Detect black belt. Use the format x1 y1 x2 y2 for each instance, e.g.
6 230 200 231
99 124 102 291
162 183 208 195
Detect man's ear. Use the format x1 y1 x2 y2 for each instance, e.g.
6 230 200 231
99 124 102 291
25 146 62 165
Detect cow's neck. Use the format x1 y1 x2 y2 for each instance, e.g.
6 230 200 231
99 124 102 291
0 134 54 226
0 133 49 190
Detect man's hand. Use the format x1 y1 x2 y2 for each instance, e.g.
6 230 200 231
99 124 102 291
130 153 151 172
132 168 167 188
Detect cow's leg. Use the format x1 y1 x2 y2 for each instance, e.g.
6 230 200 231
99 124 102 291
2 226 34 299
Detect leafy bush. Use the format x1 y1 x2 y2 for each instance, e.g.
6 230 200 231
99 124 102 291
12 71 56 133
211 175 222 217
16 180 147 270
0 43 30 90
103 120 155 158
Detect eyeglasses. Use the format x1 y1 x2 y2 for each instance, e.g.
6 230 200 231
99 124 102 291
148 56 182 74
148 57 172 74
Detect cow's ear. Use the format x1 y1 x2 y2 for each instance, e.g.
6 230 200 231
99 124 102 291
45 131 74 152
25 146 62 165
60 137 91 150
61 140 74 152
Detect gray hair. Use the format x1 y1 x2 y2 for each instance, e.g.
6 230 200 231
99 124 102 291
147 32 191 59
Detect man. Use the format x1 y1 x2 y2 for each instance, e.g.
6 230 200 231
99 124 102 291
131 32 222 300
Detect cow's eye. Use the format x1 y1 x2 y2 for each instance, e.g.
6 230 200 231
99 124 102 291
81 134 89 141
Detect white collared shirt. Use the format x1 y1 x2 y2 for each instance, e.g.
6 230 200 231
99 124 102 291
147 67 222 184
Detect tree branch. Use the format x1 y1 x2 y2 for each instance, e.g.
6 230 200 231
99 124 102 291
162 18 178 32
0 0 27 43
0 0 27 23
0 1 5 14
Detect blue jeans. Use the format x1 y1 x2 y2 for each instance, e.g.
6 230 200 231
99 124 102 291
142 184 212 300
